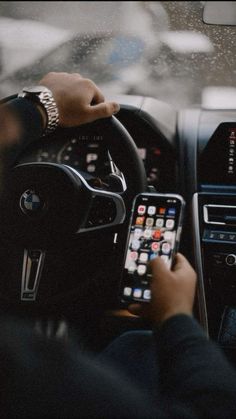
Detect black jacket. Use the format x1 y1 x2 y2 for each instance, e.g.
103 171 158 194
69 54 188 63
0 315 235 418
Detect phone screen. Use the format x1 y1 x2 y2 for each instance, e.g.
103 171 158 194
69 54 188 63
120 194 184 303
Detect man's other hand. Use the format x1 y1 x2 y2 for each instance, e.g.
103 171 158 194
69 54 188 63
129 253 197 325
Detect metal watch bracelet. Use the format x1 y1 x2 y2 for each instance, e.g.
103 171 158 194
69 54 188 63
18 86 59 136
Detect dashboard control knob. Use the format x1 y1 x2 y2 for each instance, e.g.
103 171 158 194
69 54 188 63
225 254 236 266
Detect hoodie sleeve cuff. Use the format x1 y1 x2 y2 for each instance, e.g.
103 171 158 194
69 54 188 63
7 97 44 144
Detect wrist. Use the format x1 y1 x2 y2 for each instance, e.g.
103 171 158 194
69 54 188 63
18 85 59 136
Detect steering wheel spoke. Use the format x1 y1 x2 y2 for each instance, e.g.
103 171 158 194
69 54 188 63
65 166 125 232
21 249 45 301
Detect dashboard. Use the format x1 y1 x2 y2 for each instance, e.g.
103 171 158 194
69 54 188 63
16 98 177 194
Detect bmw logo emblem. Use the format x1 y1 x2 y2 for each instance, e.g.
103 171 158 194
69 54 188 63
20 189 45 215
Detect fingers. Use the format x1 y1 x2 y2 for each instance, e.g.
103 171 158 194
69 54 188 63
128 303 143 316
172 253 187 272
91 85 105 104
128 303 150 318
173 253 197 281
78 78 104 104
87 102 120 121
150 256 169 280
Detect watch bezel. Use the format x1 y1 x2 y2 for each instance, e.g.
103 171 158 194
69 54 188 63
21 86 52 95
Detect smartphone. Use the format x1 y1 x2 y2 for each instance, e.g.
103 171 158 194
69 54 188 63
120 193 185 303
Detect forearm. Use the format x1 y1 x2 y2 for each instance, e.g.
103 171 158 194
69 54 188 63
155 315 236 418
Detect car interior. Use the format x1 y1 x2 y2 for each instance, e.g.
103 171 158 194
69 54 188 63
0 1 236 363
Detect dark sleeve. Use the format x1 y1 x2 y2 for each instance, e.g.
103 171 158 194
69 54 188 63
0 317 159 419
154 314 236 419
6 97 44 144
1 97 44 169
0 315 222 419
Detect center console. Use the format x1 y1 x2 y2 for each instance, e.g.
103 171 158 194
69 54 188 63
194 193 236 338
195 121 236 339
178 108 236 342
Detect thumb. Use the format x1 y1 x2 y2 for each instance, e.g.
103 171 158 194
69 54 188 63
87 102 120 121
128 303 150 318
150 256 169 280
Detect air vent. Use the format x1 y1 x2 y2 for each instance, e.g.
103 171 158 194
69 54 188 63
203 204 236 225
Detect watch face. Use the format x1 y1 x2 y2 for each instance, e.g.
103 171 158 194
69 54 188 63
23 85 49 94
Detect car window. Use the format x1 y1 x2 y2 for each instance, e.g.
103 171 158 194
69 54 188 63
0 1 235 108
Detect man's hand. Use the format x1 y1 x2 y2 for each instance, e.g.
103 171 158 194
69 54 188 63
39 72 120 127
129 253 197 325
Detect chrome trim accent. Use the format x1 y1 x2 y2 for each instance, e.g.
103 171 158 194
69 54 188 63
21 249 45 301
65 166 126 232
203 204 236 225
108 151 127 192
193 194 209 335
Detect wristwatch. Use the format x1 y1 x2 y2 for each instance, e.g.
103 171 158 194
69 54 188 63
18 85 59 136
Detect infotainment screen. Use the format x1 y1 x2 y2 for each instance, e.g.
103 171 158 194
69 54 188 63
199 123 236 185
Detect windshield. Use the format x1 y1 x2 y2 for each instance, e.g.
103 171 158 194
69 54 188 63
0 1 236 108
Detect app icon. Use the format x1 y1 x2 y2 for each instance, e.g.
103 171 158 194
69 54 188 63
146 218 154 227
139 253 149 263
164 231 174 241
144 229 152 239
159 207 166 215
143 289 151 300
151 242 160 252
134 228 142 238
152 230 162 240
128 264 136 273
131 239 140 251
137 265 147 275
166 219 175 229
168 208 176 216
136 217 145 225
123 287 132 296
162 242 171 254
148 206 156 216
133 288 142 298
130 251 138 261
138 205 146 215
156 218 164 228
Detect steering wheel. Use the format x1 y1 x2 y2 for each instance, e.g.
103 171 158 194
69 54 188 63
0 116 147 307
